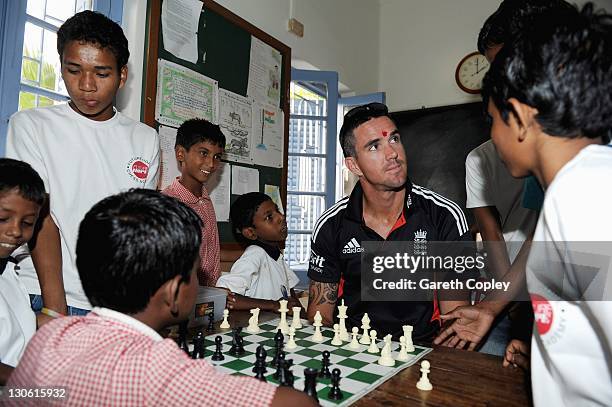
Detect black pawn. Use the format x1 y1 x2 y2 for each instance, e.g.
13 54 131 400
206 312 215 333
318 350 331 379
211 336 224 361
327 368 344 400
271 330 284 366
274 351 286 380
191 331 205 359
229 328 245 356
303 367 319 402
253 345 267 381
281 359 294 387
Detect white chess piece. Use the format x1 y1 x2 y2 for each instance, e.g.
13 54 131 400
349 327 360 350
286 327 298 350
331 323 343 345
312 311 324 342
397 336 409 361
290 307 302 329
277 300 289 334
416 360 433 391
337 299 349 341
403 325 415 352
359 313 371 345
367 330 379 353
378 335 395 366
220 309 230 329
246 308 260 333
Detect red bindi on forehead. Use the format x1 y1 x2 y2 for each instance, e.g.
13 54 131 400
382 130 388 137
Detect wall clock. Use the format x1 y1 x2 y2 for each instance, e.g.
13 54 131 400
455 52 490 94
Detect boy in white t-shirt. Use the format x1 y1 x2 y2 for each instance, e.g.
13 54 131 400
482 3 612 405
217 192 302 313
6 11 160 318
0 159 45 384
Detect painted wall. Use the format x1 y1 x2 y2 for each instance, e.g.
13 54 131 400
379 0 612 112
118 0 380 121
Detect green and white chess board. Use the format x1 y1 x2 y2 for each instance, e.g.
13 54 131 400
200 318 432 406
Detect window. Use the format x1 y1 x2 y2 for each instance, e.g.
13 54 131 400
285 70 338 275
0 0 123 155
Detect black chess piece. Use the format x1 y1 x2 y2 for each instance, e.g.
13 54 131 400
206 312 215 333
191 331 205 359
211 336 224 361
273 351 286 380
253 345 268 381
281 359 294 387
229 328 245 356
318 350 331 379
177 321 190 355
303 367 319 402
271 330 284 366
327 368 344 400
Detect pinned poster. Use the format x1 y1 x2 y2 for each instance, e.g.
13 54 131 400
219 89 253 165
251 103 284 168
161 0 202 63
207 162 231 221
231 166 259 195
265 184 284 214
158 125 180 189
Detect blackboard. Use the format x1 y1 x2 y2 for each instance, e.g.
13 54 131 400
390 102 490 227
142 0 291 248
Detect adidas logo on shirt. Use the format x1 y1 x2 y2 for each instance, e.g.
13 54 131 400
342 238 364 254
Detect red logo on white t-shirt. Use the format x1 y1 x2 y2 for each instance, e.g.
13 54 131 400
131 161 149 179
126 157 151 182
531 294 553 335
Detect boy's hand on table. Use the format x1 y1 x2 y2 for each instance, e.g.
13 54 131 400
503 339 530 370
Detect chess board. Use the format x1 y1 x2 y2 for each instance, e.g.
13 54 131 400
198 318 432 406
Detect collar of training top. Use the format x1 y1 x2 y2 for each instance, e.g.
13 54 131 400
344 178 414 224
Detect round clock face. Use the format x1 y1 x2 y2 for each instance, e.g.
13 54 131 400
455 52 490 94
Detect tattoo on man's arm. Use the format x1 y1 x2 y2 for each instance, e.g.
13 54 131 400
309 281 339 306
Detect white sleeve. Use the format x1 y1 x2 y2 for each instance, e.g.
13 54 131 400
144 128 161 190
6 112 49 190
465 147 494 208
215 248 262 295
285 263 300 290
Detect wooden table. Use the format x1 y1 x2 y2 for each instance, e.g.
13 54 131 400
215 310 530 407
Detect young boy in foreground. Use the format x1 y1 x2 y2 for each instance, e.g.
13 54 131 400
217 192 302 313
6 190 314 406
163 118 224 286
482 3 612 405
0 159 45 384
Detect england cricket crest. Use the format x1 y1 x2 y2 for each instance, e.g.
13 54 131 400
414 229 428 256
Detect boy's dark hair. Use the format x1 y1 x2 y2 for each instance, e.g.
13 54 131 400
483 3 612 143
339 102 394 158
230 192 273 244
76 189 202 314
176 119 226 150
0 158 45 206
57 10 129 69
477 0 574 54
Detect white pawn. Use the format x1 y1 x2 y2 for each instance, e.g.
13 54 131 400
290 307 302 329
277 300 289 334
331 323 343 345
416 360 433 391
246 308 260 333
220 309 230 329
397 336 409 361
349 327 360 350
403 325 415 352
312 311 324 342
286 327 297 350
359 313 371 345
367 330 379 353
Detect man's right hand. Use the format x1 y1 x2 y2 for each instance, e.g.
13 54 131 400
503 339 530 370
433 303 497 350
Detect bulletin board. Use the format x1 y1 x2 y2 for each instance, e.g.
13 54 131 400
142 0 291 248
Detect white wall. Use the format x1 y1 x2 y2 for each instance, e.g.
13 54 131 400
118 0 380 121
379 0 612 113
